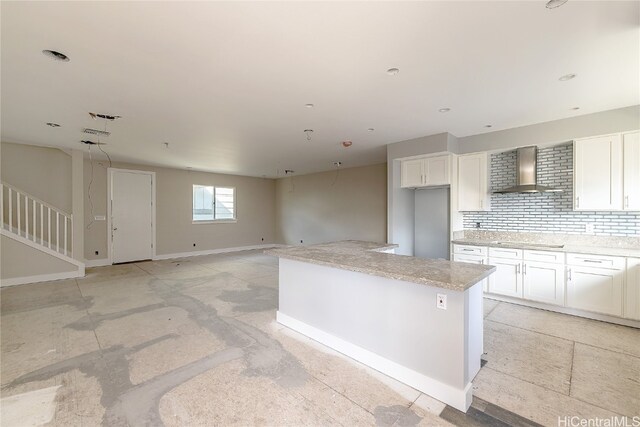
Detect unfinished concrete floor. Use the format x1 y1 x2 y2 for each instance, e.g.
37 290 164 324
1 249 639 426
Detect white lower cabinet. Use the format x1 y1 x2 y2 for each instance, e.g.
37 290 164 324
566 264 624 317
488 258 522 298
522 261 565 306
625 258 640 320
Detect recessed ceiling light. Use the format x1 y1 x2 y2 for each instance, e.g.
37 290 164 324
571 106 580 110
304 103 314 108
342 140 353 148
367 128 375 132
438 108 451 113
485 125 493 128
46 122 61 127
546 0 568 9
386 68 400 75
559 73 576 81
42 50 69 62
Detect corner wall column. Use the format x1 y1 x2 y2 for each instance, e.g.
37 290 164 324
71 149 84 262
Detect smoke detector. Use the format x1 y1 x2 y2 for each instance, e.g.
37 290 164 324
83 128 111 137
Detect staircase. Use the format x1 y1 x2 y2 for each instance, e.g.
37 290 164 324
1 181 84 286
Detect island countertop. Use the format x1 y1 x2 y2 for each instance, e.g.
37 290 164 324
265 240 495 292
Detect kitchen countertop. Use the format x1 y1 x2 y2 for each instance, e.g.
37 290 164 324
452 238 640 258
265 240 495 292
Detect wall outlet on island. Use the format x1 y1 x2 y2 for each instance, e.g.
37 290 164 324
436 294 447 310
585 223 595 235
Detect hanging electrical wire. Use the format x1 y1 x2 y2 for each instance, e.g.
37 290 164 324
86 144 95 229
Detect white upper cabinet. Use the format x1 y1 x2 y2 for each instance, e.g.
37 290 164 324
425 155 450 186
623 131 640 211
400 155 450 188
457 153 489 211
401 159 424 188
574 134 623 211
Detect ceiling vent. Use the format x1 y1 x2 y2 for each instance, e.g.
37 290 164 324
83 128 110 137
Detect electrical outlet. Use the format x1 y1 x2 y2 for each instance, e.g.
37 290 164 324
585 223 595 235
436 293 447 310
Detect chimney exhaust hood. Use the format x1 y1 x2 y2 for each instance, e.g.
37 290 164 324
494 146 563 194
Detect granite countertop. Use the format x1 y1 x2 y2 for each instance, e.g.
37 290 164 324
265 240 495 292
452 238 640 258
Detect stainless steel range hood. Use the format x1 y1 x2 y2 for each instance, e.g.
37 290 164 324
494 146 563 193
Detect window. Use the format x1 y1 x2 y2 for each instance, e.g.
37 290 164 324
192 185 235 222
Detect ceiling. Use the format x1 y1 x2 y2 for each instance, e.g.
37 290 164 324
1 1 638 178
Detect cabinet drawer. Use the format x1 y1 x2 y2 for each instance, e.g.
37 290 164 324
453 253 486 264
524 250 564 264
566 253 625 270
488 247 523 260
453 244 487 256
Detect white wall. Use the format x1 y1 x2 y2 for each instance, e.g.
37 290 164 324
84 160 277 261
458 105 640 153
275 164 387 245
1 142 72 212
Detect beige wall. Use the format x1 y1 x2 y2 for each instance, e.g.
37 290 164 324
275 164 387 245
1 235 78 280
1 142 72 212
84 160 277 260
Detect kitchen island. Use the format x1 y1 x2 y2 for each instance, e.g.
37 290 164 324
265 241 495 412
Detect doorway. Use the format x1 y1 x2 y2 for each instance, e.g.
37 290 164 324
108 168 155 264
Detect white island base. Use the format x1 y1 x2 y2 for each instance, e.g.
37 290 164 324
276 258 484 412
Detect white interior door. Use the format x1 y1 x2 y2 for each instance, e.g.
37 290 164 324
111 170 154 264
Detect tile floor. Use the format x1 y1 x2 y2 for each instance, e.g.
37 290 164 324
1 250 639 426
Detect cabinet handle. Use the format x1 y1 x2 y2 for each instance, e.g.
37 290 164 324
523 264 527 275
567 268 572 282
583 259 603 263
625 195 629 208
462 248 474 252
480 200 483 209
516 263 520 274
576 196 580 208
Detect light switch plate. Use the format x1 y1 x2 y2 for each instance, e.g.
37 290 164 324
436 293 447 310
94 215 106 221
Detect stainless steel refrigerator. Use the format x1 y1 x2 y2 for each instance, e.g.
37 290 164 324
414 187 450 260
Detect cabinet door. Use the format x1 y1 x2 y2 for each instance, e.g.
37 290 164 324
453 253 488 292
574 135 623 210
425 156 450 186
523 261 565 306
458 153 489 211
626 258 640 320
401 159 424 188
623 131 640 211
488 258 522 298
566 266 623 316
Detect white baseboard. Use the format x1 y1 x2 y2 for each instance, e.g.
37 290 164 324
485 295 640 328
152 244 282 261
84 258 112 268
1 269 84 287
276 311 472 412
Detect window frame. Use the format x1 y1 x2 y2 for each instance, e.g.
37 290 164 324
192 184 237 224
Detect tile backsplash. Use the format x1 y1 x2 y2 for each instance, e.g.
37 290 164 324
462 143 640 237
